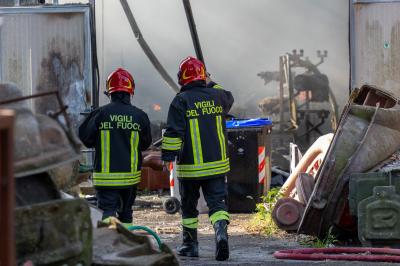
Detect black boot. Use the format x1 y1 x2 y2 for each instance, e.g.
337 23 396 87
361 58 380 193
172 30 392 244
214 220 229 261
177 227 199 257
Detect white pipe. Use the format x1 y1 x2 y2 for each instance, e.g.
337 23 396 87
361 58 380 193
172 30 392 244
280 133 333 198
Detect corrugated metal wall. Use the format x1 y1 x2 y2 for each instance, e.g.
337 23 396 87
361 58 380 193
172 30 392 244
352 1 400 97
0 6 92 129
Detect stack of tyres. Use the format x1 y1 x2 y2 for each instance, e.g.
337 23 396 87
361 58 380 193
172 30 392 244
226 119 272 213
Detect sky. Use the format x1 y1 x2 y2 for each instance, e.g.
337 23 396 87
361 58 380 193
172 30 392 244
95 0 349 122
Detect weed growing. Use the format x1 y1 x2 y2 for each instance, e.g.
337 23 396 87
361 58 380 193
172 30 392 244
299 227 338 248
246 187 284 236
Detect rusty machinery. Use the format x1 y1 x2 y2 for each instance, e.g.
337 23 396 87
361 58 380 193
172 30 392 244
0 85 92 265
258 49 339 171
272 85 400 247
0 84 178 265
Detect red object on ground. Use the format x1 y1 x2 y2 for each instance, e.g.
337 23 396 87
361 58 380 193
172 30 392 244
142 151 163 171
139 167 169 190
274 247 400 262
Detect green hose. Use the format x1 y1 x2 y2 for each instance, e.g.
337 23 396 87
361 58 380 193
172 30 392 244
127 225 163 250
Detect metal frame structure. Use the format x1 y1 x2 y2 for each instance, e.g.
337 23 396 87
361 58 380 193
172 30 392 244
0 109 15 266
278 50 339 144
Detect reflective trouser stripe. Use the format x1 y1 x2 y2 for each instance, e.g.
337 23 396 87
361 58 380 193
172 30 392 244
182 217 199 229
209 210 230 225
93 171 141 186
216 115 226 160
130 131 139 172
101 130 110 173
189 119 203 164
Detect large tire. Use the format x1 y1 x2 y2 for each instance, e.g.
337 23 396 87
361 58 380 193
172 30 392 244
163 197 181 214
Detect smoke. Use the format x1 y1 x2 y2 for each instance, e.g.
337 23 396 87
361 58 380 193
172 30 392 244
96 0 349 121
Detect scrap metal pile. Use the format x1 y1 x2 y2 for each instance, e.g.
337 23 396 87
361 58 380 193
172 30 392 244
273 84 400 247
0 83 178 265
258 49 339 172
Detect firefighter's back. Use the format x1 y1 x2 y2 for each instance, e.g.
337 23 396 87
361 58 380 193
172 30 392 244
176 85 231 179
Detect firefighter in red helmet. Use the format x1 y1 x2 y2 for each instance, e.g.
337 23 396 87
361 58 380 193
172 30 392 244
162 57 234 261
79 68 152 226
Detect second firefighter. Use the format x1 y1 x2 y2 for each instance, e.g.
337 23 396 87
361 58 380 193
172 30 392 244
162 56 234 261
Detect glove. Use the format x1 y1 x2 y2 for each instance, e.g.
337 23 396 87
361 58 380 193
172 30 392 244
162 161 171 173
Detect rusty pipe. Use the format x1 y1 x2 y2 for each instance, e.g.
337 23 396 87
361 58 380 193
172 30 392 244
0 109 15 266
280 133 333 198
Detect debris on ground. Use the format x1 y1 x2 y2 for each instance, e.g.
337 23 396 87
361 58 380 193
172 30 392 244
273 85 400 248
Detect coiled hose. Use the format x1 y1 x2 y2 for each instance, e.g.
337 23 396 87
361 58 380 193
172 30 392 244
128 225 163 250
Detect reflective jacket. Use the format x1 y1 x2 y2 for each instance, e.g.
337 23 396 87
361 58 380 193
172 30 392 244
161 81 234 180
79 93 152 188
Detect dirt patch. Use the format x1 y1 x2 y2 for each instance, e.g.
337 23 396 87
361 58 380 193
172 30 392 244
131 193 395 265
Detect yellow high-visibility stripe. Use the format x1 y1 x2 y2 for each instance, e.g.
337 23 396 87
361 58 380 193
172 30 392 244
210 211 230 225
177 158 229 171
162 143 182 150
182 217 199 229
101 130 110 173
216 115 226 160
212 84 223 89
177 164 230 178
189 119 203 164
130 131 139 172
93 171 141 186
162 136 182 151
163 136 182 144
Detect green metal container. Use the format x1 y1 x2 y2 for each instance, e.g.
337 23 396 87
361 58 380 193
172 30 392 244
358 186 400 247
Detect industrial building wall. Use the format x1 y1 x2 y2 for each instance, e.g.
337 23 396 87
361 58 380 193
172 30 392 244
0 6 93 129
351 0 400 97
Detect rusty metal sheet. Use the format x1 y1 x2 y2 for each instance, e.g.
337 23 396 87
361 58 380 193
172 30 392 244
351 1 400 98
0 5 93 129
0 109 15 266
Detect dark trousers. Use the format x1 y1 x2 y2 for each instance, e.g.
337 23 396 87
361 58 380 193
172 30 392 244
179 176 228 221
96 186 137 223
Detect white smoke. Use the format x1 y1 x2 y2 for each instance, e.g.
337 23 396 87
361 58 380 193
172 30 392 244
82 0 349 120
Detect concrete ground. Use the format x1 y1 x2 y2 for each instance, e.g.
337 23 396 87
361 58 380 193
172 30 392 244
132 193 400 266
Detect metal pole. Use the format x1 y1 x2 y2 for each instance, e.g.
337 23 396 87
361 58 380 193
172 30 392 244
182 0 205 65
279 56 284 132
0 109 16 266
119 0 180 92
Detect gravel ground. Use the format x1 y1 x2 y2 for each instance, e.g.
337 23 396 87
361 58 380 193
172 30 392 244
132 193 400 266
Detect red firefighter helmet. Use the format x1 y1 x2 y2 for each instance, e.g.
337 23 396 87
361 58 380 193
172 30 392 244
177 56 206 86
106 68 135 95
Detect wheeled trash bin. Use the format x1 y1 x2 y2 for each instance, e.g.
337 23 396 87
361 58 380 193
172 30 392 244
226 118 273 213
